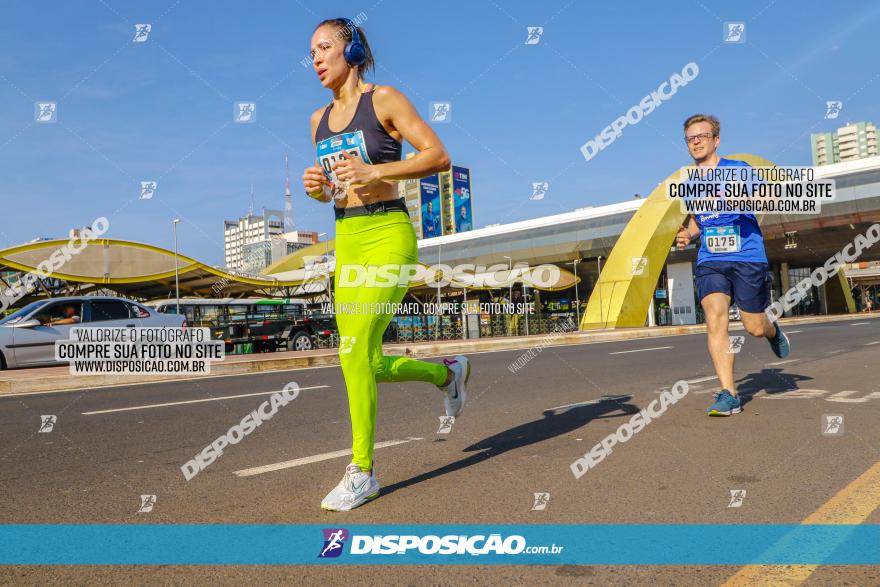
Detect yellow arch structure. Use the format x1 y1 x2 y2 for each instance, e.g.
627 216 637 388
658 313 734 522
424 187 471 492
580 154 854 329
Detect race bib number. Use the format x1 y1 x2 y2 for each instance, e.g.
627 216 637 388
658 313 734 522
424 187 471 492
704 226 740 253
316 131 372 199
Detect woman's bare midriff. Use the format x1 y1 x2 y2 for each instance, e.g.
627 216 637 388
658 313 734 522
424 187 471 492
334 179 400 208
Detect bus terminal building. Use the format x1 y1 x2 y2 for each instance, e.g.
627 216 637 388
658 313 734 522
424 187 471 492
3 154 880 339
406 155 880 329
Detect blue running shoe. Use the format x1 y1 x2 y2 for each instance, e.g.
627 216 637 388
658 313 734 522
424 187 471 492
768 322 790 359
707 390 742 416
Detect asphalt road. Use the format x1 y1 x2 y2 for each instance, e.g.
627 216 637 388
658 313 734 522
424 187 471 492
1 316 879 585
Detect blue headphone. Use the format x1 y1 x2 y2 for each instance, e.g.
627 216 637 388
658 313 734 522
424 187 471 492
341 18 367 66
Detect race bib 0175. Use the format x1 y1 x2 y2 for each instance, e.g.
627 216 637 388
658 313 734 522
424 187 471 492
704 226 740 254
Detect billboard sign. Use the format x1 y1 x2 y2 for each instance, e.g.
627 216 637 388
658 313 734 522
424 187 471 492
420 174 442 239
452 165 473 233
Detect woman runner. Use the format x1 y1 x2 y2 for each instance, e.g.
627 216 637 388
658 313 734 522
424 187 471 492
301 18 471 511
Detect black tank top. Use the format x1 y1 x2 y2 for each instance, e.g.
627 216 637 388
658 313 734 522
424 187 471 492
314 86 402 165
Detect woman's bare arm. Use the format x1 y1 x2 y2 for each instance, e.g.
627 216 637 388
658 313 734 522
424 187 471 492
370 85 450 180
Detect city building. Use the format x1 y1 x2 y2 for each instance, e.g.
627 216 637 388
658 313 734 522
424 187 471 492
224 208 284 270
398 153 474 239
224 208 317 273
239 231 318 275
812 121 877 166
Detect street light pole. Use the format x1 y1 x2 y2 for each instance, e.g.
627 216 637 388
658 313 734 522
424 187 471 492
172 219 180 315
318 232 331 306
503 255 513 303
568 259 580 328
434 243 443 340
503 255 513 336
597 255 603 326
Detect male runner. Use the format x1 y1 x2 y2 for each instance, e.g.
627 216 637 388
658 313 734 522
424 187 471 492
675 114 790 416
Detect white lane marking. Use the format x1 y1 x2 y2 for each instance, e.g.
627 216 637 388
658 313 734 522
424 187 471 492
81 386 329 415
608 346 674 355
866 341 880 346
0 367 345 398
233 437 423 477
549 396 630 412
686 375 719 384
786 330 802 334
851 322 870 326
768 359 798 366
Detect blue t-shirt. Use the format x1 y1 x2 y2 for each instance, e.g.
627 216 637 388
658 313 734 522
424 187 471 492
694 158 767 265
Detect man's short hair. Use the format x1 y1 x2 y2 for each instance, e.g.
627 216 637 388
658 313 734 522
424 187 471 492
684 114 720 137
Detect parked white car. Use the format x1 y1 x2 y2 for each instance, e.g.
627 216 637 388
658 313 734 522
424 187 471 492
0 296 185 369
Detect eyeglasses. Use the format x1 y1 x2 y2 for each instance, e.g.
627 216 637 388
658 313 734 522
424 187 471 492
685 132 714 144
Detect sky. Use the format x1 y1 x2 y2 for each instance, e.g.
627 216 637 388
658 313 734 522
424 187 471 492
1 0 879 266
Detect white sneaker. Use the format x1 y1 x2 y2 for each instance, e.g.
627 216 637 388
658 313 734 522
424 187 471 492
440 355 470 418
321 463 380 512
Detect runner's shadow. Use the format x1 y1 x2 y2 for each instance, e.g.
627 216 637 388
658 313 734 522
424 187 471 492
736 368 813 406
380 396 639 498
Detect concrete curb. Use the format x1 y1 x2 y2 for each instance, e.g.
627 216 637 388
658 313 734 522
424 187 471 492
1 313 877 396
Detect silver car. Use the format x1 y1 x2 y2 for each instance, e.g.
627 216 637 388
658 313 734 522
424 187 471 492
0 296 185 369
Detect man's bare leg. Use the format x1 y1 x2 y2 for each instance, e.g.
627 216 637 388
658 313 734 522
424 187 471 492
701 292 736 393
739 309 776 339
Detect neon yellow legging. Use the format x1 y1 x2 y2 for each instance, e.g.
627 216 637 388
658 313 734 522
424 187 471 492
333 210 448 472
